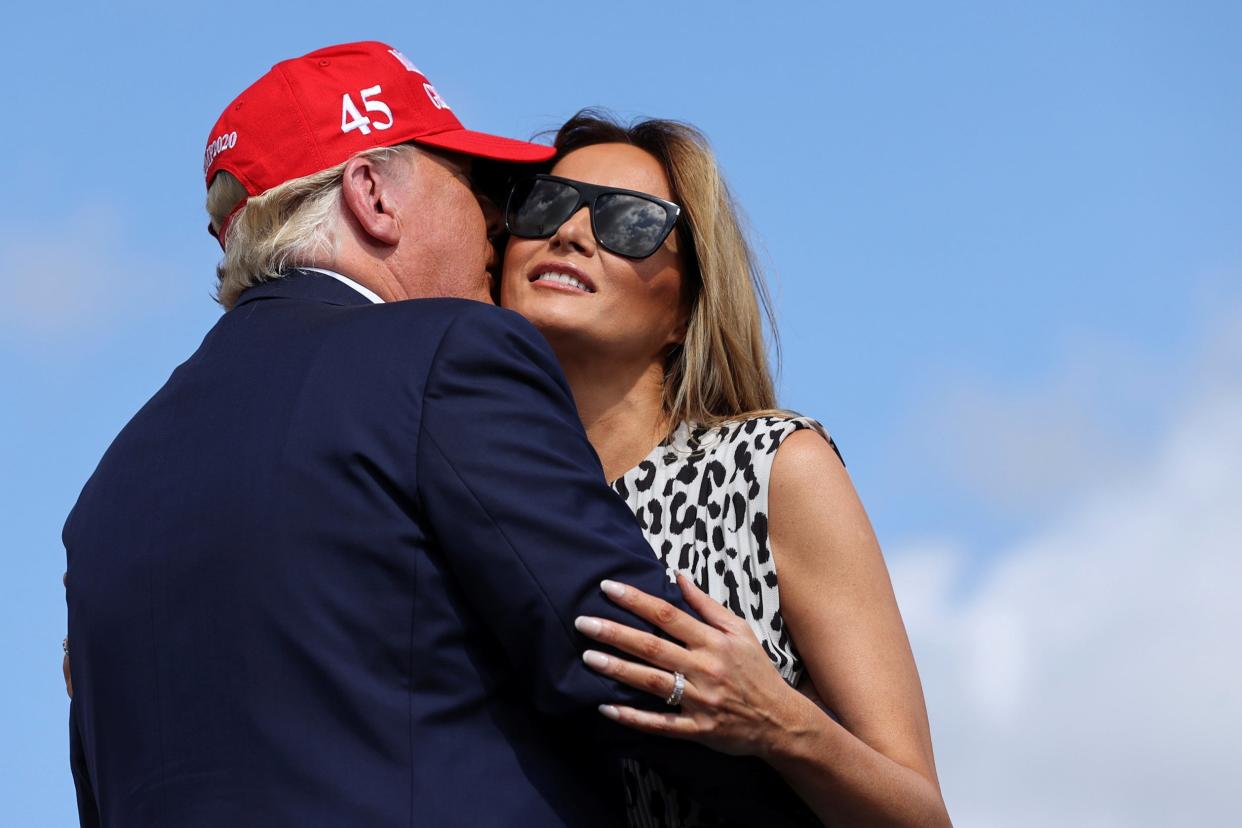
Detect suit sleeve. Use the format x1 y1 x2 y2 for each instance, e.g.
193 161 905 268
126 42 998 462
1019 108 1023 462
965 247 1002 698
415 304 693 716
414 305 818 826
70 701 100 827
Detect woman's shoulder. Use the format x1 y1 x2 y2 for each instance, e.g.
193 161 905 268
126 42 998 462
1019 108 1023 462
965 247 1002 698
677 412 842 467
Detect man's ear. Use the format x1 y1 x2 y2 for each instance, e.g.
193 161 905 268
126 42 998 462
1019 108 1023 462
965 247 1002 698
340 155 403 247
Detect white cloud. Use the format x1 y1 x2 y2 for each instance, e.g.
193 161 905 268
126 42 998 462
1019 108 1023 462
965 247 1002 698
888 309 1242 826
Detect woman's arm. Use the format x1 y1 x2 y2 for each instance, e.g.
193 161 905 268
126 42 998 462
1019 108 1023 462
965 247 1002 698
575 429 951 826
759 429 949 826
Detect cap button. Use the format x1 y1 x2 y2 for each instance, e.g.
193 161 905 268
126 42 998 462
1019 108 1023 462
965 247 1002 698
318 58 331 66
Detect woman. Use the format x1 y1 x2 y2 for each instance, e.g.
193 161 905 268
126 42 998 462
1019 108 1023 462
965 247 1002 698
65 111 948 825
497 110 951 827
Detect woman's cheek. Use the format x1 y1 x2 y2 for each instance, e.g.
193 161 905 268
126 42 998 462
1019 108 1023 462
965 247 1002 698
498 242 533 308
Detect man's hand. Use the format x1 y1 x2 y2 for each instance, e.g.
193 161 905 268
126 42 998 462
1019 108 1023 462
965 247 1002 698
63 572 72 699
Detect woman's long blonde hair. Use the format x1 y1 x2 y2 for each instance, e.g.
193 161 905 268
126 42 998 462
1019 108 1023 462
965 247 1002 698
551 110 787 432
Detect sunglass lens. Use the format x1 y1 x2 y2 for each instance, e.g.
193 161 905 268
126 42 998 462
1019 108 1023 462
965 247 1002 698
593 193 671 258
508 178 580 237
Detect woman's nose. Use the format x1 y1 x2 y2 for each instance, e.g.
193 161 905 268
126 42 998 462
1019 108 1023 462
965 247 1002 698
550 206 595 255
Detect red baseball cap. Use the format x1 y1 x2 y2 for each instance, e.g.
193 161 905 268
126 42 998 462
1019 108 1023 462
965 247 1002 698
204 40 554 245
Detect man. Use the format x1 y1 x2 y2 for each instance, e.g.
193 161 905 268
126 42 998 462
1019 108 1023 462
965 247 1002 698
64 41 808 826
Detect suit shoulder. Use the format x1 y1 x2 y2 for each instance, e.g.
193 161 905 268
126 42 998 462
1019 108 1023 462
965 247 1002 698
339 300 560 388
416 301 572 402
426 300 542 338
415 301 553 359
313 298 512 351
348 298 537 339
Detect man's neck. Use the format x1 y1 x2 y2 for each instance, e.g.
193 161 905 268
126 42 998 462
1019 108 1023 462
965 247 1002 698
317 250 407 303
299 267 385 304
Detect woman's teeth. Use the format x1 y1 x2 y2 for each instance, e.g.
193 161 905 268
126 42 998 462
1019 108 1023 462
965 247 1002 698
535 272 594 293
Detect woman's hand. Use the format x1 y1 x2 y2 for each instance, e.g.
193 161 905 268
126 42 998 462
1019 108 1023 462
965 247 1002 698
574 573 804 758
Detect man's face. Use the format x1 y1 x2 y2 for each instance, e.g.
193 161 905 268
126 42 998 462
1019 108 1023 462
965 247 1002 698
389 148 495 304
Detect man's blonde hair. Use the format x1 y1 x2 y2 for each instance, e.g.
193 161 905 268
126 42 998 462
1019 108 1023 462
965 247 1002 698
206 144 413 309
550 110 788 433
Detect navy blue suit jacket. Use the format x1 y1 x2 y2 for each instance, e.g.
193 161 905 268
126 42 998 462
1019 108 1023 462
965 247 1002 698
64 271 815 826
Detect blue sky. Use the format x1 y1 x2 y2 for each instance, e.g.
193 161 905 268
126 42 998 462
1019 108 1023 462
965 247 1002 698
3 2 1239 824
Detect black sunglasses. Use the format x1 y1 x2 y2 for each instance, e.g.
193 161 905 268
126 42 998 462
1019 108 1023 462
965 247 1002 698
505 174 682 259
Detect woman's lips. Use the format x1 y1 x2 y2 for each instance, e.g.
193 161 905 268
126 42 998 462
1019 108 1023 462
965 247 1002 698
531 274 594 294
528 261 596 294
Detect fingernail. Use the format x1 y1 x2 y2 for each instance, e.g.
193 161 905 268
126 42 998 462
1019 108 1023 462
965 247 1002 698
575 616 603 635
582 650 610 670
600 580 626 599
598 704 620 720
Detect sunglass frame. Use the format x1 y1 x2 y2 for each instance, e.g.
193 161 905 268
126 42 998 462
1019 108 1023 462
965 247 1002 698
504 174 682 259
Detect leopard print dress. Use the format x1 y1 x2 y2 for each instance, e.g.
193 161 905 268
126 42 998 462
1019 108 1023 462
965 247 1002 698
609 414 842 828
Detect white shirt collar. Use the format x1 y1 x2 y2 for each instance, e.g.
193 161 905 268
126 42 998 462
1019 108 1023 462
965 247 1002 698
299 267 385 305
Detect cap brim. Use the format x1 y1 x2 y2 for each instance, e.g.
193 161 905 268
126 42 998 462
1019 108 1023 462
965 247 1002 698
413 128 556 163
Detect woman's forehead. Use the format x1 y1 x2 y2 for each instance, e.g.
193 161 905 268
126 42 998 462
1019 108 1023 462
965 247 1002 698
552 143 673 200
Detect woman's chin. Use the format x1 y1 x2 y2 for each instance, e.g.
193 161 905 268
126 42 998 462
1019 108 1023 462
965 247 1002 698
504 296 584 334
532 317 598 348
528 314 607 356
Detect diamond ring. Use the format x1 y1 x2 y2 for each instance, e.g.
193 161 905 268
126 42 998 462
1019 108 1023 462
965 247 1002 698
665 671 685 706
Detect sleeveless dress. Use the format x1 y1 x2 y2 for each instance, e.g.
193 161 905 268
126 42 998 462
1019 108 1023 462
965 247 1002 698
608 414 842 828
